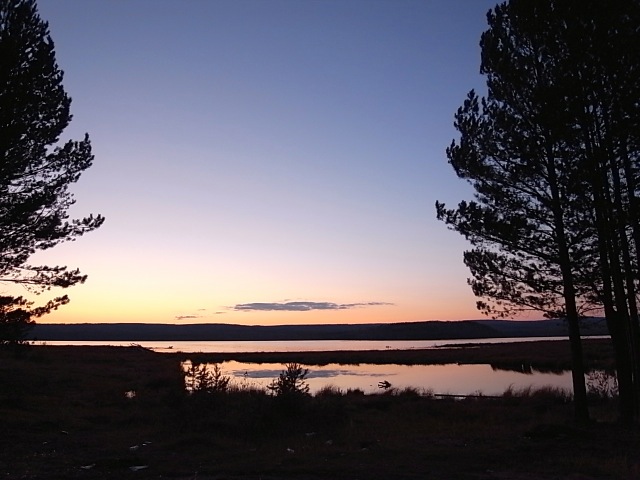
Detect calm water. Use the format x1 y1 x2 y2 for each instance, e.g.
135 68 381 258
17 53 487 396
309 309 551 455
184 360 576 396
37 336 588 353
40 337 606 396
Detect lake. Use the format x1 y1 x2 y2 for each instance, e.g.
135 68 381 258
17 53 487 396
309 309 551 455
39 337 608 396
37 336 585 353
183 359 577 397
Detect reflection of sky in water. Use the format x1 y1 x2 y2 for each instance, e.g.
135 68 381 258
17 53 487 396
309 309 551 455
38 337 593 353
229 367 388 379
214 361 574 396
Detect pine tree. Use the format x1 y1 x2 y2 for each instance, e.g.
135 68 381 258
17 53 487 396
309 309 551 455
0 0 103 341
568 0 640 421
437 0 640 422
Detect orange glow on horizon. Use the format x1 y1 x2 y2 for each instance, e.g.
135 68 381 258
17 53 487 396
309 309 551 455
37 293 486 325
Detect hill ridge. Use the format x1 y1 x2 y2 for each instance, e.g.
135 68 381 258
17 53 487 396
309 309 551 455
29 318 609 341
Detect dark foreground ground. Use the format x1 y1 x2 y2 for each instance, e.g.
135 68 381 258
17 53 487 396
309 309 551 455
0 340 638 480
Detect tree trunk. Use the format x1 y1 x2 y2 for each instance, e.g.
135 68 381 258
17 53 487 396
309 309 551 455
546 149 589 423
592 147 636 423
620 144 640 421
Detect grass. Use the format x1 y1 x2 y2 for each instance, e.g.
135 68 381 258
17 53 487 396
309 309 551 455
0 341 637 479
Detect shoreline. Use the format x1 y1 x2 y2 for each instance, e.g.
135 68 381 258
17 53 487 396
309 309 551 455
2 337 634 479
180 338 614 371
36 337 614 371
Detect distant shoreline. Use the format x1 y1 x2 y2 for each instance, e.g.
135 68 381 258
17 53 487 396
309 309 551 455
29 318 608 342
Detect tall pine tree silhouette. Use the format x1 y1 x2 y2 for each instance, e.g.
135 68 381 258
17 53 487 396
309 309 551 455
0 0 103 342
438 0 640 422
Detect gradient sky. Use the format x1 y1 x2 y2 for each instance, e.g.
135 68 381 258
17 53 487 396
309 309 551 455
13 0 505 325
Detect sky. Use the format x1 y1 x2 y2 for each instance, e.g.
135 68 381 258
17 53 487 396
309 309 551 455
13 0 505 325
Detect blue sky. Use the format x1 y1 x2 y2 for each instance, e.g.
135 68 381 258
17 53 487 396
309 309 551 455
22 0 502 325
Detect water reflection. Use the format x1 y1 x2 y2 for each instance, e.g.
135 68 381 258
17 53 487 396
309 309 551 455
37 337 607 353
187 360 575 396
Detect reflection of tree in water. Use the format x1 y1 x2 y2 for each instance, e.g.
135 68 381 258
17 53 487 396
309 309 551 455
491 362 567 375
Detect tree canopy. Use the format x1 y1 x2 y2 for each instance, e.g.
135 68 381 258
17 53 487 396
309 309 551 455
437 0 640 422
0 0 104 342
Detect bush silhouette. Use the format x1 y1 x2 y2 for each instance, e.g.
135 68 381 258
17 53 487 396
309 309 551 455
267 363 310 397
184 362 230 394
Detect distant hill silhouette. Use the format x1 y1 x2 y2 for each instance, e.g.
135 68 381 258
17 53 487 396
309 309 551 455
29 318 608 342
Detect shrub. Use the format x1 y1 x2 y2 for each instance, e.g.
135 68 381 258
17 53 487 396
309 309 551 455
267 363 310 397
183 362 231 394
586 370 618 400
346 388 365 396
394 386 424 398
315 385 343 398
502 385 572 405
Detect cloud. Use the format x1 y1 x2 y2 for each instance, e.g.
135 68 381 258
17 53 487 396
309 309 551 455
233 301 393 312
175 307 216 320
175 309 226 319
